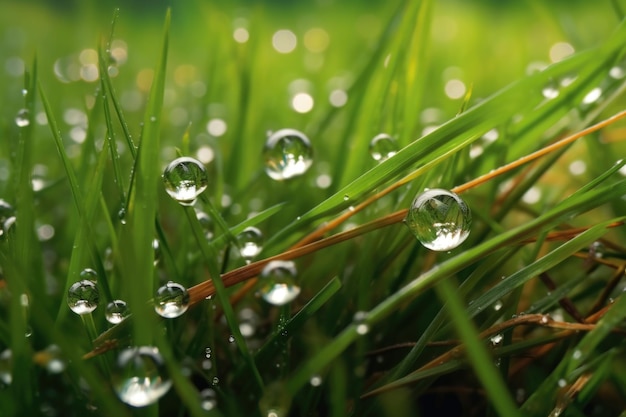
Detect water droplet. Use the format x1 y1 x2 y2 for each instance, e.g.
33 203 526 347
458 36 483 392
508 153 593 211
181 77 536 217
589 241 605 259
154 281 190 318
118 207 127 225
237 226 263 262
0 349 12 385
152 238 161 265
212 376 219 385
199 388 218 411
67 280 99 315
162 157 208 206
264 129 313 180
79 268 98 282
204 347 212 359
106 299 129 324
353 311 369 335
540 315 550 324
195 210 214 240
369 133 398 162
557 378 567 388
1 216 16 239
258 260 300 306
490 333 503 346
42 345 66 374
309 375 322 386
112 346 172 407
581 87 602 105
15 108 30 127
0 200 15 223
260 381 290 417
542 79 559 99
228 335 235 343
405 189 471 251
493 300 503 311
572 349 582 360
343 194 349 201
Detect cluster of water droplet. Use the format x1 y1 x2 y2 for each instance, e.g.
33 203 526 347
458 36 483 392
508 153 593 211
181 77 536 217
257 260 301 306
263 129 313 180
112 346 172 407
162 156 208 206
405 189 471 251
154 281 190 318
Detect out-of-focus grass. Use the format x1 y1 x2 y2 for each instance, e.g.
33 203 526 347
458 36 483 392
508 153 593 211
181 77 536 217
2 0 626 416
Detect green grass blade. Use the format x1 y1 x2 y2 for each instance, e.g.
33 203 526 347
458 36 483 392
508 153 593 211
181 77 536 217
118 9 170 346
435 277 521 417
184 206 264 392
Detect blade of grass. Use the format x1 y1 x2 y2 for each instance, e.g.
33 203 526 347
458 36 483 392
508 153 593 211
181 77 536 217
434 276 521 417
184 206 264 393
118 9 170 346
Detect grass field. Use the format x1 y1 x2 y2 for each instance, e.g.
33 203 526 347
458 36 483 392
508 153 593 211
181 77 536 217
2 1 626 416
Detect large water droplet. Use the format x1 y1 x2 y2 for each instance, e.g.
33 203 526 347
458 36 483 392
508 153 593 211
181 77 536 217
369 133 398 162
405 188 471 251
15 108 30 127
112 346 172 407
264 129 313 180
106 299 130 324
258 260 300 306
67 280 99 315
154 281 190 318
162 157 208 206
237 226 263 262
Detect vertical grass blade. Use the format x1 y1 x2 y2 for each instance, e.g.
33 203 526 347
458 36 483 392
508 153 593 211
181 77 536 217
118 9 170 346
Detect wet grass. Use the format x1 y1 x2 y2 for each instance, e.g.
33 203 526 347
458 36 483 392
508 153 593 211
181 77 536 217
2 1 626 416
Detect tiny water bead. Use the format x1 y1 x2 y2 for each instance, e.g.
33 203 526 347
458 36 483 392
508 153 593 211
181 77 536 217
112 346 172 407
154 281 190 318
405 188 471 251
67 280 99 315
106 299 130 324
263 129 313 180
237 226 264 262
369 133 398 162
258 261 301 306
162 156 208 206
15 108 30 127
